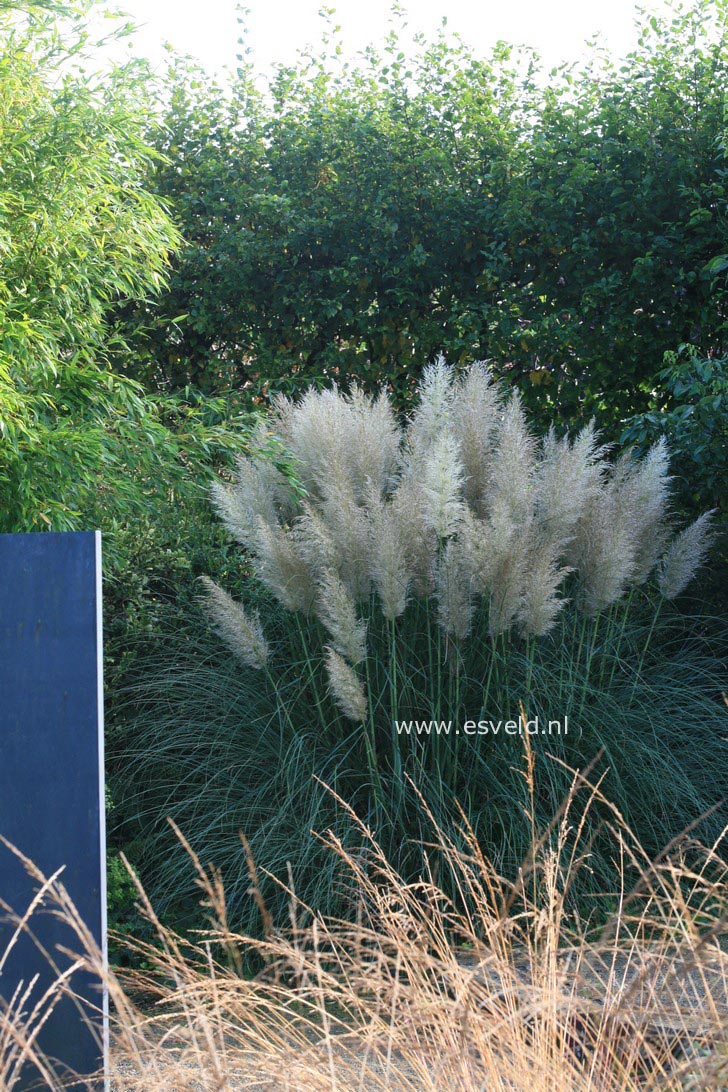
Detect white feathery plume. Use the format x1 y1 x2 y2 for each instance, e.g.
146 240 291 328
271 384 401 505
317 570 368 665
390 473 437 598
252 518 317 612
198 576 269 670
435 539 474 642
269 390 296 439
451 361 502 513
210 416 302 548
367 491 411 620
658 511 716 599
617 439 673 585
210 457 280 549
346 386 402 500
486 500 531 637
421 433 466 539
210 478 257 550
458 509 496 596
271 387 351 499
534 422 607 551
246 418 301 517
517 547 572 638
325 647 368 722
487 390 537 528
406 356 455 467
569 472 639 614
292 502 339 582
319 479 372 601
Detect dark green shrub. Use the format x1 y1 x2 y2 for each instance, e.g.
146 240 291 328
621 345 727 517
119 2 727 435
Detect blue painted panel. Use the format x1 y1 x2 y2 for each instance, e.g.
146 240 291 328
0 531 107 1089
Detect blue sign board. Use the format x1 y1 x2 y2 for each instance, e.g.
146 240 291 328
0 531 108 1089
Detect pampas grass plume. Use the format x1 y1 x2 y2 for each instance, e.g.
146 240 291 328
207 357 716 654
317 480 373 601
253 519 317 612
210 466 275 550
407 355 454 461
570 474 638 614
486 507 530 637
421 433 465 539
317 570 368 665
272 385 401 503
518 549 571 637
436 539 474 641
658 511 717 599
325 647 368 722
488 389 536 527
535 423 605 550
451 360 501 512
199 576 269 670
620 438 672 584
367 493 411 620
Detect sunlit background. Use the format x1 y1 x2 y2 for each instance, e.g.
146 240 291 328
111 0 675 74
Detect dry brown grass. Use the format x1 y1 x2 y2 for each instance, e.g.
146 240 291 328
2 743 727 1091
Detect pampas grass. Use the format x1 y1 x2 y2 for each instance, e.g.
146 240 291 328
211 357 713 641
659 511 718 600
112 356 723 941
199 577 269 670
324 647 368 724
420 433 466 541
317 571 368 667
4 758 727 1091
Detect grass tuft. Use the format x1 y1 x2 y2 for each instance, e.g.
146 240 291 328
3 758 727 1090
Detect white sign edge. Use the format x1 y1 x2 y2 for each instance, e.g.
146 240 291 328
95 530 110 1092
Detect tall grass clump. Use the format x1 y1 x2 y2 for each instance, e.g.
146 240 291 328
4 761 727 1090
114 358 726 935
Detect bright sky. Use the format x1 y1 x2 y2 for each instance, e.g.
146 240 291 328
112 0 673 76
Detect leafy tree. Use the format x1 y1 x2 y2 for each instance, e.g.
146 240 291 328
503 1 728 425
121 2 727 435
117 16 526 402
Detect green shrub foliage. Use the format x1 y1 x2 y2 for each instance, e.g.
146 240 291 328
622 345 727 517
122 2 727 431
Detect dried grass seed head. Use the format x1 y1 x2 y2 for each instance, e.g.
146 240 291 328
406 355 456 467
367 490 411 620
436 538 475 642
517 546 572 638
570 474 639 614
487 390 537 528
618 438 673 585
252 518 318 612
534 422 607 552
